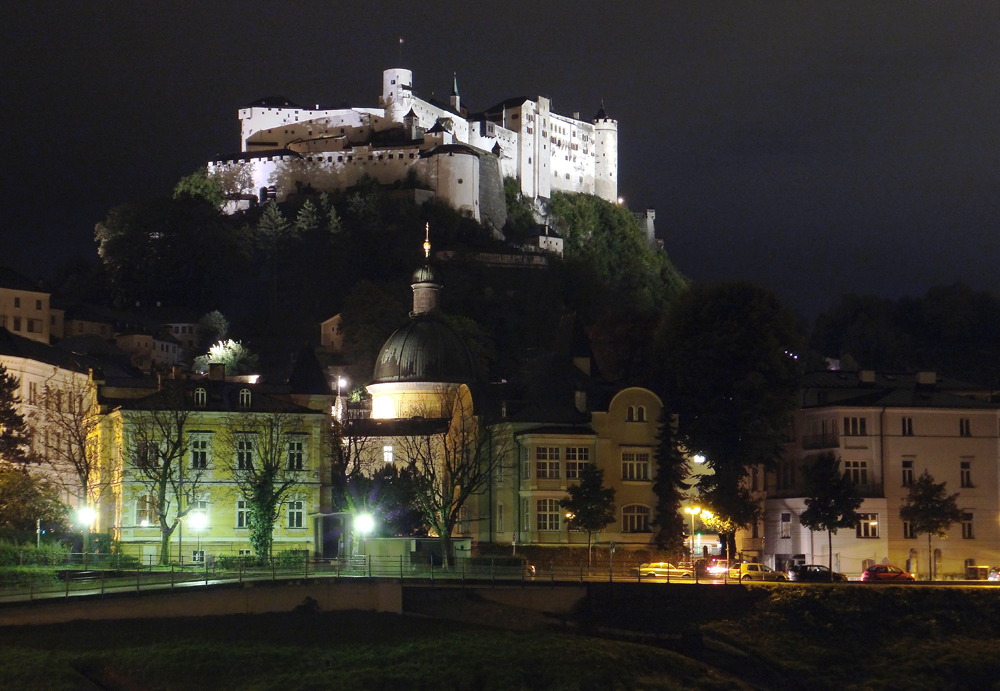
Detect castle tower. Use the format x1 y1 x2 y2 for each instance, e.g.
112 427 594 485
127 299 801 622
593 103 618 203
382 68 414 123
449 73 461 114
411 224 441 315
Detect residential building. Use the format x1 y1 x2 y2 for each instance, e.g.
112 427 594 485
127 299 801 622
0 267 52 344
92 369 332 563
762 370 1000 579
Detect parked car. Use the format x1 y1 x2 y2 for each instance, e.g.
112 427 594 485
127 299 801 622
787 564 849 583
704 558 731 579
730 562 787 582
861 564 915 582
634 562 694 579
989 567 1000 582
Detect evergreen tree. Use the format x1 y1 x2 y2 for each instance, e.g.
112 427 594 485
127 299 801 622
900 471 963 580
0 365 30 468
799 452 863 577
651 406 689 553
294 200 320 235
560 464 616 565
257 202 290 246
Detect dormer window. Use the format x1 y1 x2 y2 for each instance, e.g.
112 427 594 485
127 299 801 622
239 389 251 409
194 388 207 408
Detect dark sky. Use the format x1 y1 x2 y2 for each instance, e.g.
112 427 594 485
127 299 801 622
4 2 998 319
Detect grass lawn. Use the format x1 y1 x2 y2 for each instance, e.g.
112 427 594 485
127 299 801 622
0 610 751 691
700 585 1000 691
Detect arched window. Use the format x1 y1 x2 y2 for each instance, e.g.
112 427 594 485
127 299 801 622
239 389 251 409
626 406 635 422
194 388 206 407
622 504 651 533
636 406 646 422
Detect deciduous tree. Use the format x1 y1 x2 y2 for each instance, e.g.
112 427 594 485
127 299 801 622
799 452 863 577
899 470 963 580
657 281 801 557
123 405 207 565
0 468 68 543
560 463 616 565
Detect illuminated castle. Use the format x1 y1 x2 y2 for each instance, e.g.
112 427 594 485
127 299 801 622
210 69 618 227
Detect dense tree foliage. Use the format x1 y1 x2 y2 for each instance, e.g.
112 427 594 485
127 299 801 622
657 281 801 556
810 283 1000 385
651 406 689 553
0 365 30 468
192 340 260 376
0 469 69 543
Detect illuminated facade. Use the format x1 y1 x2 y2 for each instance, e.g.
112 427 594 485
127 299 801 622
211 68 618 223
760 370 1000 579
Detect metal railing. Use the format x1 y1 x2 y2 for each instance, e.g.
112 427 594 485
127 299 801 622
0 553 754 602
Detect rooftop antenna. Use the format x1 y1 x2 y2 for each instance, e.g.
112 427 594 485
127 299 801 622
423 222 431 259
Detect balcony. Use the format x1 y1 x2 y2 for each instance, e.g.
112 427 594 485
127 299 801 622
801 433 839 450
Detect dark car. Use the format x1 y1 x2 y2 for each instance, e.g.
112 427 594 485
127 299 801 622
861 564 915 582
788 564 848 583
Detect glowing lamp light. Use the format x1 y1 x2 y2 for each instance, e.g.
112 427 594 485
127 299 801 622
77 507 96 526
189 512 208 531
692 454 706 464
354 513 375 536
140 519 150 528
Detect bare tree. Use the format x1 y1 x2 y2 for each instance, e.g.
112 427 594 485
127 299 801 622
397 391 508 564
220 411 307 560
123 406 207 565
332 417 384 514
34 374 108 509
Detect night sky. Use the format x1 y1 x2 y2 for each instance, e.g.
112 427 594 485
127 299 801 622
4 2 998 319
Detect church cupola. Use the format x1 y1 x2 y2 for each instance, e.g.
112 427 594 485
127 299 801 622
411 223 441 316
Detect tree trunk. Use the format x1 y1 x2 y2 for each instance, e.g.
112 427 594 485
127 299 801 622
440 531 453 569
587 531 593 567
160 526 173 565
927 533 933 581
828 530 833 580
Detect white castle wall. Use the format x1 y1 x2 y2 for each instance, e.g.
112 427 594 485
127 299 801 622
220 69 619 214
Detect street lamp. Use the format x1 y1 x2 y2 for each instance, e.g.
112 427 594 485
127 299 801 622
189 512 208 563
354 513 374 556
684 506 700 560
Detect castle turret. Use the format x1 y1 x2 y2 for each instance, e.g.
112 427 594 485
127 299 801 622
593 102 618 203
382 68 414 123
449 73 461 114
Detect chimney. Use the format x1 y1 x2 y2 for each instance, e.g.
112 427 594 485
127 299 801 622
208 362 226 381
859 370 876 383
916 371 937 386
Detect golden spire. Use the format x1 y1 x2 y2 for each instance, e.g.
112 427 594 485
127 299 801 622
423 222 431 259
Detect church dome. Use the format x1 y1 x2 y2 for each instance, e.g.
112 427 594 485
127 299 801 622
372 314 476 384
412 263 440 284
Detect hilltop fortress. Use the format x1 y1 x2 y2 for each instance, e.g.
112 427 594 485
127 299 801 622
210 68 618 227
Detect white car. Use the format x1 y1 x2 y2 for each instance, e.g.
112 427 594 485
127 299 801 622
730 562 787 582
634 562 694 579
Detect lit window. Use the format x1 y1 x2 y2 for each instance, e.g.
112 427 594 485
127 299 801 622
239 389 251 409
856 513 879 539
194 388 207 407
383 445 393 464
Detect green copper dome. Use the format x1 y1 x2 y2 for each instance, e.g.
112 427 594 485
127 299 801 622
372 314 475 384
